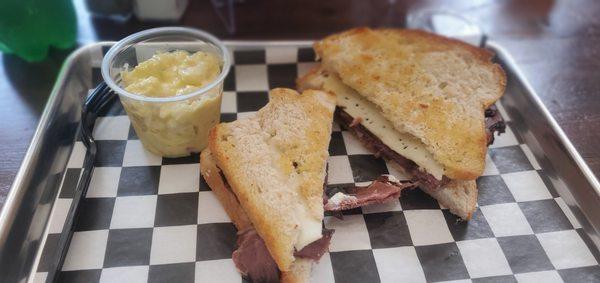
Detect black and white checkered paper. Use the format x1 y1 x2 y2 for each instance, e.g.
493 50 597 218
33 45 600 283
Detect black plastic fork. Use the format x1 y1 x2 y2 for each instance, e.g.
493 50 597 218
45 82 116 283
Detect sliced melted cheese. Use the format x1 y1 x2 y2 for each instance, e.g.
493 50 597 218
295 208 322 250
320 74 445 180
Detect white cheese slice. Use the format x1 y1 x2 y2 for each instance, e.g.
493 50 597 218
286 164 323 250
319 74 445 180
295 205 322 250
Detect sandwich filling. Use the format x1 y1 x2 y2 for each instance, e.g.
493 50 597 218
293 199 322 250
337 109 450 191
323 175 415 211
233 227 334 283
485 105 506 145
337 108 505 191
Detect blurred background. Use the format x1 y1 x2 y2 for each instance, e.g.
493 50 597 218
0 0 599 205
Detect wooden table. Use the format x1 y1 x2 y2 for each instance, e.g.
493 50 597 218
1 0 599 208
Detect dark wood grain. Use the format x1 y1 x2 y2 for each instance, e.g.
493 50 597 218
1 0 599 208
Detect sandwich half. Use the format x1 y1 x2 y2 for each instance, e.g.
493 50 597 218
298 28 506 219
200 88 336 282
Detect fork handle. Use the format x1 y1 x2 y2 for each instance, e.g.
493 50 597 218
45 142 96 283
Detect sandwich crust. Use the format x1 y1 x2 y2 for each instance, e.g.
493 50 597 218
313 28 506 180
208 88 336 271
200 149 253 231
422 179 478 220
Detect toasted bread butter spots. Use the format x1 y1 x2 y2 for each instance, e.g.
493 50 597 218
314 28 506 180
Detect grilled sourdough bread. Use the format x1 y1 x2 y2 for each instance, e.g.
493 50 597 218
312 27 506 180
201 88 336 281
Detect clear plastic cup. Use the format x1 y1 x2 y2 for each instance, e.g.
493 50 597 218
101 27 231 157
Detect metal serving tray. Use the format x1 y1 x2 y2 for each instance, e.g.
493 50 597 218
0 41 599 282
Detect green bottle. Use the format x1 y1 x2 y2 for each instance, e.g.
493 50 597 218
0 0 77 62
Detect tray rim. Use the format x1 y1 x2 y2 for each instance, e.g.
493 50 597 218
487 40 600 249
0 45 91 243
486 41 600 194
1 40 598 282
0 44 94 283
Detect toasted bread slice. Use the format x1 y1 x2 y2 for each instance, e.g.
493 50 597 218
200 149 314 282
208 88 336 271
314 28 506 180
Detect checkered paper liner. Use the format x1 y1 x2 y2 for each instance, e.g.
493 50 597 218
31 45 600 283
